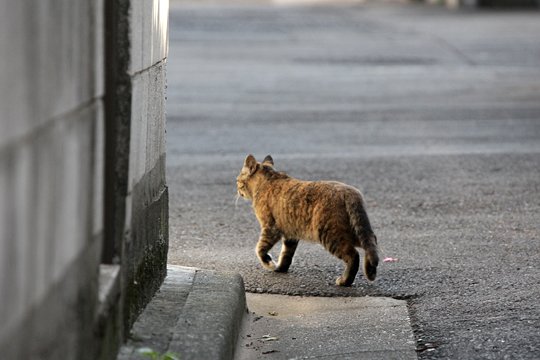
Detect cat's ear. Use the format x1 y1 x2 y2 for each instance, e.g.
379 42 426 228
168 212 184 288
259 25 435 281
262 155 274 166
244 154 258 175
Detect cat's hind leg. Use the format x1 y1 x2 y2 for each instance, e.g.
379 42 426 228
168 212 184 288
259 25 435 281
275 239 299 273
321 231 360 286
333 245 360 287
256 227 282 271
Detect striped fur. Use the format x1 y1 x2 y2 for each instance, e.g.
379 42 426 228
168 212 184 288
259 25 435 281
237 154 379 286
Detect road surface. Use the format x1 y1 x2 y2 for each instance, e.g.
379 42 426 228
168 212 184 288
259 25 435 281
167 1 540 358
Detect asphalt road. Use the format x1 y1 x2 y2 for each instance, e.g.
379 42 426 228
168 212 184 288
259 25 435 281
166 1 540 358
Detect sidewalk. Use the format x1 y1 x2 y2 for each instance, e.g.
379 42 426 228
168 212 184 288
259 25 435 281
237 294 417 360
117 265 246 360
117 265 417 360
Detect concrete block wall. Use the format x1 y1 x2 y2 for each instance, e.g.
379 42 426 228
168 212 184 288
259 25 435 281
128 0 169 215
131 0 169 76
115 0 170 331
0 0 104 358
0 0 169 358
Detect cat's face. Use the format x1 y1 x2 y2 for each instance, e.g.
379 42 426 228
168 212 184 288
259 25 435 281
236 173 249 199
236 168 252 199
236 155 257 199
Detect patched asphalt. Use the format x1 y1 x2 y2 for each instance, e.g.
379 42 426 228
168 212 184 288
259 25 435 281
167 1 540 358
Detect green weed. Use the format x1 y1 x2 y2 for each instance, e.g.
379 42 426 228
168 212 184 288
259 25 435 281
137 347 180 360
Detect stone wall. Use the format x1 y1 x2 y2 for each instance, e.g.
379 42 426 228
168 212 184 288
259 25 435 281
0 0 169 358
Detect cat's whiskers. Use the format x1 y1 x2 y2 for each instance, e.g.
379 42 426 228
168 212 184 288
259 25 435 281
235 194 241 209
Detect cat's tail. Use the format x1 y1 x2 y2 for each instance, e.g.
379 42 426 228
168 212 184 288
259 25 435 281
346 198 379 281
362 233 379 281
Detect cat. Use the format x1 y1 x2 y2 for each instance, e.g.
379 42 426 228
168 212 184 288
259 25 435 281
236 154 379 286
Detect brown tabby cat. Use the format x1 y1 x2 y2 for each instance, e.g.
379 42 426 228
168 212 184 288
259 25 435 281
236 154 379 286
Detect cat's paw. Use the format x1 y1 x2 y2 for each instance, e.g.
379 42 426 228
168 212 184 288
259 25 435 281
258 253 277 271
274 264 290 273
260 255 277 271
335 276 353 287
262 261 277 271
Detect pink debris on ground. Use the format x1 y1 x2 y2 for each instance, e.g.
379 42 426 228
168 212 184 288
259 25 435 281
383 257 399 263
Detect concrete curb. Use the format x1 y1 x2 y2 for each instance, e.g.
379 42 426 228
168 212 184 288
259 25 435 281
117 265 246 360
169 267 247 360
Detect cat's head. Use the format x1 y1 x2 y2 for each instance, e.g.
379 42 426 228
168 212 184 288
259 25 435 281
236 154 275 199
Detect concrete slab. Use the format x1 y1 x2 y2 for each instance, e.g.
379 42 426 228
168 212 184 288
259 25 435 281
236 293 417 360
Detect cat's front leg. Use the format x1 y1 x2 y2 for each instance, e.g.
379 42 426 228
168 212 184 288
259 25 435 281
275 239 299 273
256 227 282 271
